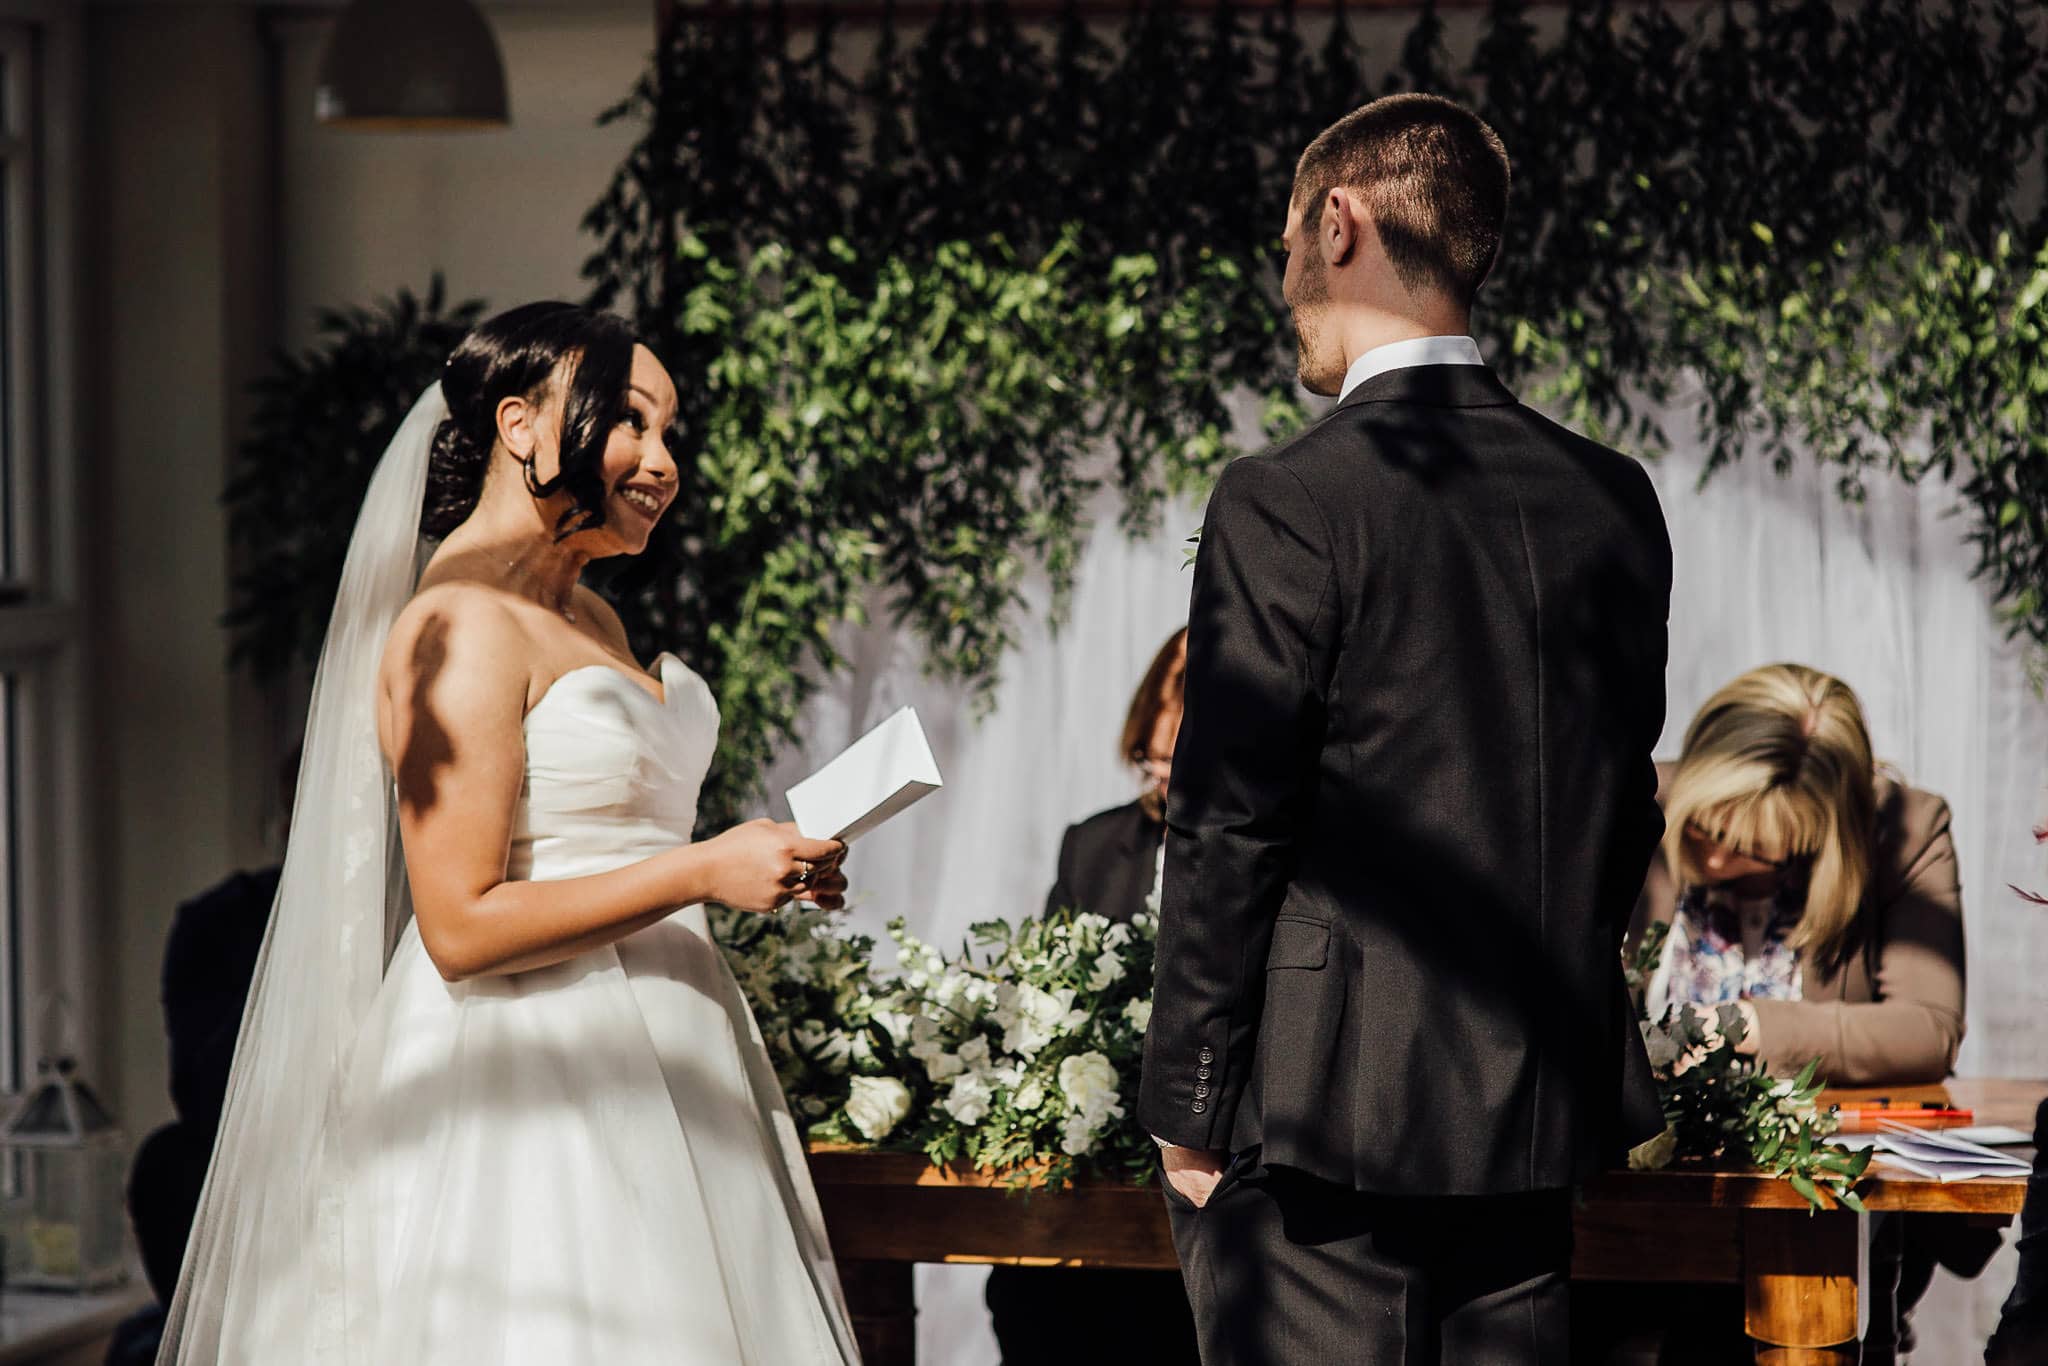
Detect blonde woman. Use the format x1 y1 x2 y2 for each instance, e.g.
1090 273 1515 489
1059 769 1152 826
1633 662 1965 1086
1605 664 1978 1365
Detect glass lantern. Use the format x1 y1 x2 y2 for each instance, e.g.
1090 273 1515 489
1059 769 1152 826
0 1057 129 1292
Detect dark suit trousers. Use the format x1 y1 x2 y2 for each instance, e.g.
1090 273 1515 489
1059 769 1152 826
985 1265 1200 1366
1167 1157 1572 1366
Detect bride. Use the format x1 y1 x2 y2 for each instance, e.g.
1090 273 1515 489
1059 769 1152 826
161 303 862 1363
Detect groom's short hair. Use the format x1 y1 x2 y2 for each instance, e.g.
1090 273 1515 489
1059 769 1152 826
1294 94 1511 308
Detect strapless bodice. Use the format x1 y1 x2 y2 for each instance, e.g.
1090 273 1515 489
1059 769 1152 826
510 652 720 881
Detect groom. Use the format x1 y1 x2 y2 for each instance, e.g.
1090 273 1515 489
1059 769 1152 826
1139 94 1671 1364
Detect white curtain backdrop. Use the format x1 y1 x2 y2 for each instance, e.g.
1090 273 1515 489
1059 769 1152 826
759 384 2048 1365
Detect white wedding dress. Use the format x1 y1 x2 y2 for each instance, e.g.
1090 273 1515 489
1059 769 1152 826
162 388 856 1364
270 652 858 1363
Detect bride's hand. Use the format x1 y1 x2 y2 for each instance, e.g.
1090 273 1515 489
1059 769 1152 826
800 861 849 912
703 819 847 913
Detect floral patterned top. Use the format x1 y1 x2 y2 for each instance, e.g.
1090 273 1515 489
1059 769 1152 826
1647 883 1805 1020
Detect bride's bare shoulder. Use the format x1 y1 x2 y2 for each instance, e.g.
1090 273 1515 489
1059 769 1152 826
380 582 532 718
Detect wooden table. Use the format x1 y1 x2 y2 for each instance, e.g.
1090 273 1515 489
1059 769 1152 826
807 1079 2042 1365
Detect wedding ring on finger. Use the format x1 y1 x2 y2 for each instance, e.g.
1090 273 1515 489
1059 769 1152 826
794 859 814 889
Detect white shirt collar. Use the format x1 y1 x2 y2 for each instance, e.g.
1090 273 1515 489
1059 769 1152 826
1336 334 1485 402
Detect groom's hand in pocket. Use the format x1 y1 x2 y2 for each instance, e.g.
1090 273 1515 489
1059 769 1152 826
1161 1144 1231 1208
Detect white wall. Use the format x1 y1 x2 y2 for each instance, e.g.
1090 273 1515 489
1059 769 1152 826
273 3 650 346
87 1 274 1141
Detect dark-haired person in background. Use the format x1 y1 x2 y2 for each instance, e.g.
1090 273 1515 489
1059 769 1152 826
984 629 1199 1366
164 303 862 1363
1044 629 1186 927
1140 93 1672 1365
107 751 295 1366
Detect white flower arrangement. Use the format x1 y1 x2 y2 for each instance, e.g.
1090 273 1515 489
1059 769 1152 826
720 898 1871 1207
718 900 1163 1188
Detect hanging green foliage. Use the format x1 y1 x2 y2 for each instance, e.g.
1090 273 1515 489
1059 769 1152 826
225 280 485 679
678 230 1282 822
228 0 2048 830
573 0 2048 823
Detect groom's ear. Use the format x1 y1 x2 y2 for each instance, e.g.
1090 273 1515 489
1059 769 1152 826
1321 187 1364 271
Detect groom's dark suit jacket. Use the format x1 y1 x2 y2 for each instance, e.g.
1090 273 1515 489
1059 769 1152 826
1137 362 1671 1196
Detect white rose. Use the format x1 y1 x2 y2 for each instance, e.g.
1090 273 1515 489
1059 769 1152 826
819 1030 855 1075
1060 1112 1099 1156
1057 1050 1121 1123
996 983 1073 1057
782 1019 847 1073
1013 1077 1047 1112
1122 998 1153 1032
1087 950 1126 992
935 971 972 1008
1103 923 1133 950
845 1076 913 1142
943 1072 994 1126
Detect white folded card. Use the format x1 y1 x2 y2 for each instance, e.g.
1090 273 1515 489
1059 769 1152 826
786 706 943 842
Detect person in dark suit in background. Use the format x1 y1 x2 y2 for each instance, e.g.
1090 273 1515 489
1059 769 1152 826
107 754 291 1366
1042 628 1187 926
984 628 1200 1366
1139 93 1672 1365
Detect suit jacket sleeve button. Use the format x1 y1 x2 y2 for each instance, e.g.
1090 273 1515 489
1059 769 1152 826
1196 1066 1212 1080
1194 1084 1210 1099
1198 1048 1215 1064
1191 1100 1208 1115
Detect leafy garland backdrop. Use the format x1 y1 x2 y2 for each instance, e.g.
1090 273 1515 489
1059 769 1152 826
231 0 2048 826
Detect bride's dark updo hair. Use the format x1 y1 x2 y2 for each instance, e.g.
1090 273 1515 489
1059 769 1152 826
421 301 640 540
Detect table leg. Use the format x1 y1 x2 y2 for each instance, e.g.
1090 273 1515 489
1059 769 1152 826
1742 1207 1867 1364
838 1259 917 1366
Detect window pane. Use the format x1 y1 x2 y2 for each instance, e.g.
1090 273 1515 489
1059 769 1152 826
0 675 16 1092
0 157 12 585
0 38 12 586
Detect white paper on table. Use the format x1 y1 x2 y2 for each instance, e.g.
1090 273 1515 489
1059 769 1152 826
1940 1125 2034 1147
1868 1121 2031 1182
1875 1120 2032 1164
1871 1152 2030 1183
785 706 944 843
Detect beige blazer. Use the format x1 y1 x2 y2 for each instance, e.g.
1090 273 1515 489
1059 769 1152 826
1629 763 1965 1087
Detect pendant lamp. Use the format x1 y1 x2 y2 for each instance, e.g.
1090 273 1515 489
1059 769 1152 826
315 0 509 130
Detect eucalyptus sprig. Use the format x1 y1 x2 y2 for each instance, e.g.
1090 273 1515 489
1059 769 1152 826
1627 923 1874 1213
